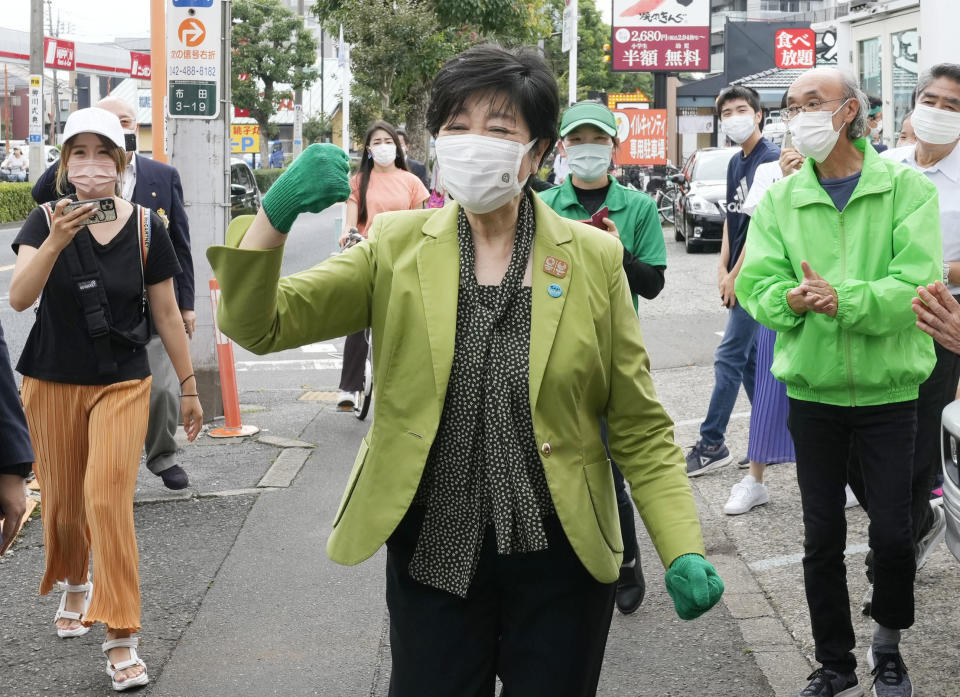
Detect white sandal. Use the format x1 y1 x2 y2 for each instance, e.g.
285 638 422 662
102 636 150 692
54 580 93 638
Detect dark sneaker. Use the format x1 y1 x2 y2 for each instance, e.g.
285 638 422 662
793 668 862 697
685 440 732 477
158 464 189 490
867 648 913 697
915 504 946 571
738 455 751 468
615 559 646 615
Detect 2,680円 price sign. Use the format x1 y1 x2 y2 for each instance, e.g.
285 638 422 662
611 0 710 73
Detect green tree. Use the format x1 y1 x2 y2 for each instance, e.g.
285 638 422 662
303 113 333 144
313 0 552 159
542 0 652 104
232 0 318 164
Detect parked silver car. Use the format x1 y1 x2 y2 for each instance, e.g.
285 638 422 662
939 400 960 561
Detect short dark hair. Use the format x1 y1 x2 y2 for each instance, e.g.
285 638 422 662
916 63 960 105
715 85 761 115
426 44 559 169
868 95 882 110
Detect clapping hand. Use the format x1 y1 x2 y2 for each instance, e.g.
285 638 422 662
913 281 960 354
787 261 838 317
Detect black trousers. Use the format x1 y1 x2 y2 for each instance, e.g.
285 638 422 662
848 339 960 571
0 320 34 471
385 508 617 697
787 398 917 674
338 330 368 392
600 419 639 564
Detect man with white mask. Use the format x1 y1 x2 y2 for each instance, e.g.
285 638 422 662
685 85 780 477
847 62 960 606
736 67 942 697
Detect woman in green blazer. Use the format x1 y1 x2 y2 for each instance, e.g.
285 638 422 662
207 45 722 697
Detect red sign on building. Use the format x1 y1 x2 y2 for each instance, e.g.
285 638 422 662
43 38 76 71
614 108 668 165
130 52 152 79
774 29 816 69
611 0 710 73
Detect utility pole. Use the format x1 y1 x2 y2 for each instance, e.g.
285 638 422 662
28 0 44 184
562 0 578 106
293 0 304 156
166 0 231 420
46 0 60 143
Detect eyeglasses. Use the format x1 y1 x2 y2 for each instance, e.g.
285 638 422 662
781 98 847 122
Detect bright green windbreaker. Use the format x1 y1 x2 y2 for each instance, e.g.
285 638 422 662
735 139 941 407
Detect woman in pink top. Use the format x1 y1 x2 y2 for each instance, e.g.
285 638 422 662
337 121 429 409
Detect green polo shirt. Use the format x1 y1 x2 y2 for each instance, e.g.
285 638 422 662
538 176 666 311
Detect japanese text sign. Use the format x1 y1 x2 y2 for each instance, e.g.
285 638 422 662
611 0 710 73
29 75 43 144
130 52 152 79
614 108 667 165
231 124 260 153
43 38 75 71
774 29 816 69
166 0 221 118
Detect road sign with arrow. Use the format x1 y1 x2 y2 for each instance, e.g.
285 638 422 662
167 0 221 118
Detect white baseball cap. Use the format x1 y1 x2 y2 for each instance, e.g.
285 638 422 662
62 107 125 149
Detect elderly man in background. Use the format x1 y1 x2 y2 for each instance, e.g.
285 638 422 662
736 67 941 697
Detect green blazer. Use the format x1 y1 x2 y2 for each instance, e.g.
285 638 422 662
206 194 705 584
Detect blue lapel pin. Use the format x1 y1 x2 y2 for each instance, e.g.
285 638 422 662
548 283 562 298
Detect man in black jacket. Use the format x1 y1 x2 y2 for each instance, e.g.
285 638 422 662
396 130 429 189
32 97 196 490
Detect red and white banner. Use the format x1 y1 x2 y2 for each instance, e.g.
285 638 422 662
611 0 710 73
774 29 816 69
130 51 152 79
43 37 76 70
614 108 668 165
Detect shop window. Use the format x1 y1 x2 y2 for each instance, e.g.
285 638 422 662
891 28 919 138
858 37 882 105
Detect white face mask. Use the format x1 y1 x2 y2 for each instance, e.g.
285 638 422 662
565 143 613 182
869 121 883 137
370 143 397 167
435 134 536 214
721 114 756 145
788 99 849 163
911 103 960 145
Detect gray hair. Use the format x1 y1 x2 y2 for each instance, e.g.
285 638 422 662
916 63 960 103
840 72 868 140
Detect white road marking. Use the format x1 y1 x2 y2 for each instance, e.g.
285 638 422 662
300 342 338 353
748 542 870 572
714 331 724 338
236 358 342 371
0 264 14 272
674 410 750 427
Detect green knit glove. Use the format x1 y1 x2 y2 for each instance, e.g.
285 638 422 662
261 143 352 233
665 553 724 620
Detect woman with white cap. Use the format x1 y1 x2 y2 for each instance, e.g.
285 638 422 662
8 107 202 691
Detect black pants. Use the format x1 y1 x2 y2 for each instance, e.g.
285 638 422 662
787 398 917 674
385 508 617 697
338 330 368 392
848 339 960 571
0 320 34 470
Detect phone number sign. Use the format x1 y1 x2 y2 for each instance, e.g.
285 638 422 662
611 0 710 73
166 0 221 118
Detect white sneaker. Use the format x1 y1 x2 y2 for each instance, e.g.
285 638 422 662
845 484 860 509
723 475 769 515
336 391 355 410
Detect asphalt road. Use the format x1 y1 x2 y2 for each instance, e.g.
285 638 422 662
2 204 957 696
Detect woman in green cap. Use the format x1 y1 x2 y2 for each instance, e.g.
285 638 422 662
539 100 667 617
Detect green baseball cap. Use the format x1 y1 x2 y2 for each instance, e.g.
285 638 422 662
559 102 617 138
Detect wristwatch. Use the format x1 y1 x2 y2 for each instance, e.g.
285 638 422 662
944 262 952 284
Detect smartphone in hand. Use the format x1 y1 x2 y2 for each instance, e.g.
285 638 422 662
63 197 118 225
579 206 610 230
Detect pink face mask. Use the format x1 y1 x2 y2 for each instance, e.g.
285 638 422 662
67 158 119 195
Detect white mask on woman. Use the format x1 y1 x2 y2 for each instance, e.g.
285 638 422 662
435 134 536 214
721 114 756 145
910 103 960 145
788 99 850 163
565 143 613 182
370 143 397 167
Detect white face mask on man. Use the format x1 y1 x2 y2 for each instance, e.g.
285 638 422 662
721 114 756 145
910 103 960 145
435 134 536 214
788 99 850 163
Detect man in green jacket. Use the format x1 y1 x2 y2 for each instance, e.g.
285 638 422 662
736 68 941 697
